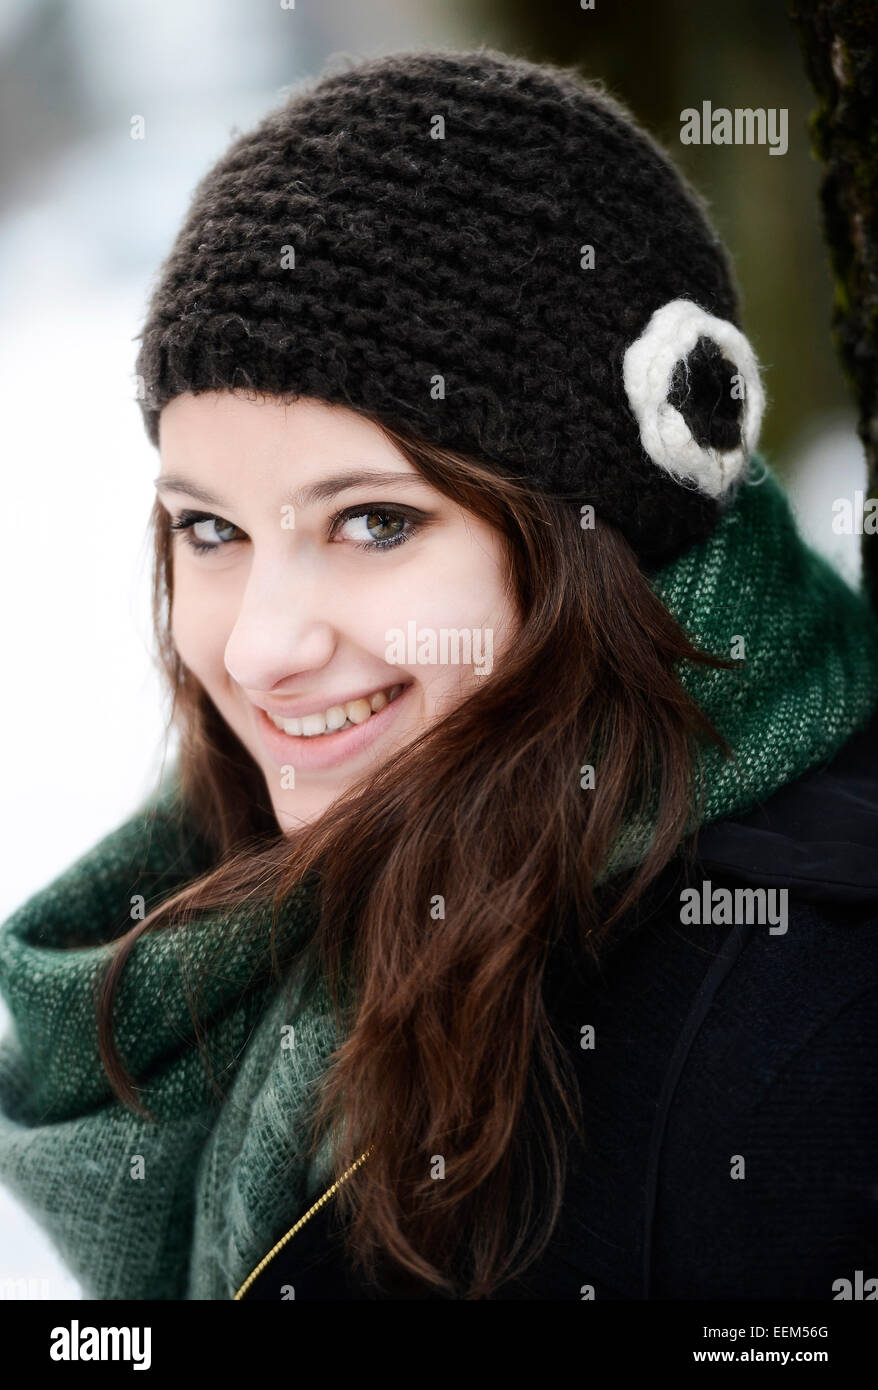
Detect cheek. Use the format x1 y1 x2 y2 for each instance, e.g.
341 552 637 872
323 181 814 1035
384 529 515 688
415 528 511 630
343 554 507 661
169 570 232 685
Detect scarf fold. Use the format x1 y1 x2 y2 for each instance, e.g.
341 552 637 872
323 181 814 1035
1 454 877 1300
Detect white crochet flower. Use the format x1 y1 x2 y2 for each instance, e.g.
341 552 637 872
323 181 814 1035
622 297 765 498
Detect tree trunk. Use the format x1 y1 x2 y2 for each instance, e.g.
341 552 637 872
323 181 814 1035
788 0 878 608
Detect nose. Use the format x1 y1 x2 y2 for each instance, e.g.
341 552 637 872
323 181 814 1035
223 552 336 692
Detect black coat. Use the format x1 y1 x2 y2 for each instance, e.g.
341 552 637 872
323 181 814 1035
241 704 878 1300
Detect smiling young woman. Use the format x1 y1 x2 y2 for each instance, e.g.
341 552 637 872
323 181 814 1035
2 47 878 1304
153 390 520 822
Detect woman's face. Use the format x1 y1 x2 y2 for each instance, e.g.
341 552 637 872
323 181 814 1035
156 392 517 830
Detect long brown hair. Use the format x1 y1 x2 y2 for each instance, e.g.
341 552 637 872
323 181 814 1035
98 398 735 1298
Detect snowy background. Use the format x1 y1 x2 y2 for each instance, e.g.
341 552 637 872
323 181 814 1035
0 0 868 1299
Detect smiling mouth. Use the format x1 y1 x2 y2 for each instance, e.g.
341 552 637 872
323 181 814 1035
265 682 407 738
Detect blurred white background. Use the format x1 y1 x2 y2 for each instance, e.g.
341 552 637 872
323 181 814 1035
0 0 868 1300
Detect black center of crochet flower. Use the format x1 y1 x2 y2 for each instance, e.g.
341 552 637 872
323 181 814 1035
667 335 744 452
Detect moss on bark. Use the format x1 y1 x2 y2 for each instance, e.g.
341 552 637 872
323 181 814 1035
789 0 878 608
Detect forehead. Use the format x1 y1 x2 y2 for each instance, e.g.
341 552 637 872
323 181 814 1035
157 392 419 500
160 391 395 457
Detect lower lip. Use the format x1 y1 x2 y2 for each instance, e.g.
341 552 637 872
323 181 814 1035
253 683 414 772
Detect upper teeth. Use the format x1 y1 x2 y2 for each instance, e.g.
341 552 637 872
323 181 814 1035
268 684 404 737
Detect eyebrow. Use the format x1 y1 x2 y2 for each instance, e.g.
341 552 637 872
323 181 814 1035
153 469 424 510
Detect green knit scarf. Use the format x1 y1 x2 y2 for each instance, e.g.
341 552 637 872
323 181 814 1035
1 455 877 1300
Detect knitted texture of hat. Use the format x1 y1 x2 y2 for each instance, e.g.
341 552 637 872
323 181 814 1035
133 46 755 565
2 457 878 1299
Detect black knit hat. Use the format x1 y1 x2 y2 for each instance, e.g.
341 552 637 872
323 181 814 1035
134 46 765 565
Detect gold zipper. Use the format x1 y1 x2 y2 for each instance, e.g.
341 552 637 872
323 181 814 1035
232 1145 374 1300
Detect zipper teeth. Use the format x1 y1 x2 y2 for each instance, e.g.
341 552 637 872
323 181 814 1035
232 1145 374 1301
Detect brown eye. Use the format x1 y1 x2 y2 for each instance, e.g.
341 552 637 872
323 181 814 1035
192 516 241 545
169 511 246 553
365 511 405 541
336 508 417 551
